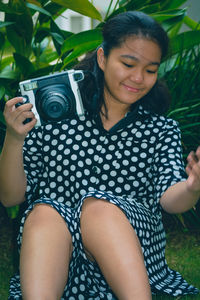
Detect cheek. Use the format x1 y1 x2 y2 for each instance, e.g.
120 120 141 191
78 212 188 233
104 66 121 85
147 76 158 90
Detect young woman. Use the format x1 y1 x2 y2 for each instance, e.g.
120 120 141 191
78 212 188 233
0 11 200 300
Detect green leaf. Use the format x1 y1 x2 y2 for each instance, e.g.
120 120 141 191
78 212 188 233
0 68 19 80
0 86 5 99
169 31 200 56
5 0 33 56
119 0 128 5
150 8 187 22
30 64 62 78
26 3 52 17
61 29 102 54
62 40 100 68
0 110 6 127
180 122 200 130
0 32 5 50
183 16 200 30
161 0 187 10
61 28 103 68
34 28 50 43
0 21 15 28
125 0 152 11
61 29 102 67
6 206 19 219
34 27 66 45
50 19 73 55
50 20 73 40
51 0 102 21
38 2 65 25
167 22 182 38
39 49 59 65
0 56 15 70
161 13 186 33
140 3 161 14
0 2 15 13
13 53 35 77
50 32 65 45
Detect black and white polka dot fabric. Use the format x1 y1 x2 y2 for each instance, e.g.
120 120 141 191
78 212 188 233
9 105 199 299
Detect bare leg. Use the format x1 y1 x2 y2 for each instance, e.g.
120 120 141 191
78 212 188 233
20 204 72 300
80 198 152 300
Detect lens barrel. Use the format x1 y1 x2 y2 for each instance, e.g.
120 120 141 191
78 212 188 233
36 84 75 122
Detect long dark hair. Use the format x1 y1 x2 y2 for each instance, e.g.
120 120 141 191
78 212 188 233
75 11 170 117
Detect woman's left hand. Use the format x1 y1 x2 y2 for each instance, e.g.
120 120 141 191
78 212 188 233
185 146 200 194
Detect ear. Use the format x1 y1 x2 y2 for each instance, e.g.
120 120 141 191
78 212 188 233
97 47 106 71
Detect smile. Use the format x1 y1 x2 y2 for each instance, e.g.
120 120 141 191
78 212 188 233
123 84 142 93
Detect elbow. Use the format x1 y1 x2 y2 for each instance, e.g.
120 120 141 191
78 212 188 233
160 197 178 214
0 197 14 208
0 194 25 208
160 199 191 214
0 197 11 208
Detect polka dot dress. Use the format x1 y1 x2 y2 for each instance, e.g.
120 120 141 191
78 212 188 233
8 105 199 299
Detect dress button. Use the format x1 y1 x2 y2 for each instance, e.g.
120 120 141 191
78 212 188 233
92 166 98 173
92 166 100 174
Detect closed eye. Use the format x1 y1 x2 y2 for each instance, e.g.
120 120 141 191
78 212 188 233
123 62 133 68
146 69 157 74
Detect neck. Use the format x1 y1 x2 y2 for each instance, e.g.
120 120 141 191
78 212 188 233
100 100 130 131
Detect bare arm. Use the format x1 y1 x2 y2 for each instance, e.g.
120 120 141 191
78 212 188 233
0 97 37 207
160 147 200 214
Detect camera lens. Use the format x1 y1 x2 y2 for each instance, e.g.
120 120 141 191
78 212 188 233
43 93 70 119
36 84 75 123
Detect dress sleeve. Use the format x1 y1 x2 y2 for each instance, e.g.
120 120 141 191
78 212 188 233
153 118 187 203
23 127 44 204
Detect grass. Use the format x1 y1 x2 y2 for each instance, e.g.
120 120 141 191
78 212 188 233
0 211 15 300
0 207 200 300
152 229 200 300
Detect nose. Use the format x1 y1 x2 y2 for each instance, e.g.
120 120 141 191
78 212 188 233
130 68 144 84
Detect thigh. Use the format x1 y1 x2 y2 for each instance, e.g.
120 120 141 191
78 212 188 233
21 203 73 263
20 203 73 299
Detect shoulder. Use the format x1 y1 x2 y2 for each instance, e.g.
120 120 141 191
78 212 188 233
140 105 180 131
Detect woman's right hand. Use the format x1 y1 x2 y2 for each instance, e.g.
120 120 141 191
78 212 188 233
3 97 37 142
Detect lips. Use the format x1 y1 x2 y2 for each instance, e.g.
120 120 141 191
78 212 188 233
122 83 142 93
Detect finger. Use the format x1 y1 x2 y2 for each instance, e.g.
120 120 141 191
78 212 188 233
15 110 35 125
5 102 33 125
4 98 24 120
5 97 24 110
186 164 200 190
187 151 198 166
8 115 37 137
185 165 192 176
22 117 37 133
196 146 200 160
189 162 200 181
15 102 33 113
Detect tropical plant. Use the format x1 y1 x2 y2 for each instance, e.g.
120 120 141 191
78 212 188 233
0 0 200 227
161 45 200 230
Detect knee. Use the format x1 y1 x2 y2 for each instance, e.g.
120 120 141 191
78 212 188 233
23 204 72 243
24 204 55 229
81 197 124 229
81 197 113 221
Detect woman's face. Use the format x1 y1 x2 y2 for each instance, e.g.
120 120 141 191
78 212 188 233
97 37 162 109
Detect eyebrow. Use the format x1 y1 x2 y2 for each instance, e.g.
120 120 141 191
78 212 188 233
120 54 160 66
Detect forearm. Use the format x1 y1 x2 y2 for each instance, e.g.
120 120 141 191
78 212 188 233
160 181 200 214
0 132 27 207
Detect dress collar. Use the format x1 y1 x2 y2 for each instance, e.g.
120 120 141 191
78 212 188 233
91 104 152 134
